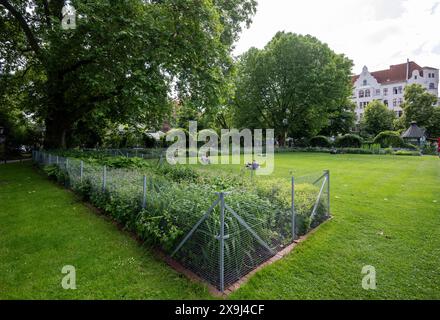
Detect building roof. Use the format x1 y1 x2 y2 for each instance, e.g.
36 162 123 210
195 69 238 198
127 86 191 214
352 61 434 85
402 122 426 139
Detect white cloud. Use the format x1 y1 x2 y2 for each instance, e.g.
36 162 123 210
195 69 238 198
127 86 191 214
234 0 440 73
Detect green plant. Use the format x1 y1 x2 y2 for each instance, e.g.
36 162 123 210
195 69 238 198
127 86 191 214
310 136 332 148
394 150 421 156
43 164 69 185
422 144 437 155
373 131 406 148
335 134 363 148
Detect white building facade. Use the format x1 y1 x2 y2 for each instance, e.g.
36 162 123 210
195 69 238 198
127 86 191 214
352 60 439 123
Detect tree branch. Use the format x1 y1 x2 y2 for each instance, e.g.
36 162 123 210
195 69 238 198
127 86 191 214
0 0 42 60
60 59 96 77
41 0 51 27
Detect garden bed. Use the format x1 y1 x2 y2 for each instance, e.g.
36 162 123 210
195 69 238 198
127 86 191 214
33 150 330 292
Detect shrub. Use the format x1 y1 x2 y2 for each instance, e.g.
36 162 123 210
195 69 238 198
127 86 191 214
334 134 363 148
405 143 419 151
373 131 406 148
310 136 332 148
338 148 374 154
422 144 437 155
362 143 381 154
394 150 421 156
143 134 157 148
43 164 69 185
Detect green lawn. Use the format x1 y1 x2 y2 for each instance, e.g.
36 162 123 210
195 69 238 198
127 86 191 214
0 162 211 299
1 153 440 299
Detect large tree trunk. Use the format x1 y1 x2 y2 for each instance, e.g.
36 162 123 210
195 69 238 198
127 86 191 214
44 118 70 149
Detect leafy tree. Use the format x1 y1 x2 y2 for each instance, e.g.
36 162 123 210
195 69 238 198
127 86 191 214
319 101 356 136
360 100 395 137
232 32 353 145
401 84 437 127
400 84 439 138
0 0 257 148
428 107 440 138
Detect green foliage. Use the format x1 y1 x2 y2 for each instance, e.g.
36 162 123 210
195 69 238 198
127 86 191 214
361 100 395 136
1 0 257 148
43 164 69 185
373 131 406 148
422 144 438 155
39 150 327 280
393 150 421 156
310 136 332 148
233 32 353 144
401 84 438 138
334 134 363 148
362 143 381 154
319 101 356 136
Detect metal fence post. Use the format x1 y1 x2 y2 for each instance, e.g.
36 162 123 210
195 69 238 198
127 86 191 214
56 155 59 165
102 165 107 192
292 176 296 241
325 170 330 217
80 160 84 182
142 175 147 209
219 192 226 292
66 158 69 170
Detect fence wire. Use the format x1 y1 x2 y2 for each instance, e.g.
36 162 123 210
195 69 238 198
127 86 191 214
33 150 330 292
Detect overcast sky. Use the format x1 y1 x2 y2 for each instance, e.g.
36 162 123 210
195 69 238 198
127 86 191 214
234 0 440 74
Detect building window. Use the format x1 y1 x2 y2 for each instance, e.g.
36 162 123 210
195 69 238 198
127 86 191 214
359 90 364 98
429 83 435 89
383 88 388 96
375 89 381 96
393 87 398 94
398 86 403 94
415 76 418 80
398 98 403 105
393 99 397 107
365 89 371 97
363 80 367 86
384 100 388 106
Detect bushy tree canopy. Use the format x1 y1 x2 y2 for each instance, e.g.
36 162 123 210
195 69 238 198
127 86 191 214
361 100 395 137
0 0 257 148
400 84 439 138
232 32 353 144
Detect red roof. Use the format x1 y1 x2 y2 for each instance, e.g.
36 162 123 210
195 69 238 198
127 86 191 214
352 61 425 85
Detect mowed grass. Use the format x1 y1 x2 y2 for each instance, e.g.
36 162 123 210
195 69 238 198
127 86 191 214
0 162 211 299
204 153 439 299
1 153 440 300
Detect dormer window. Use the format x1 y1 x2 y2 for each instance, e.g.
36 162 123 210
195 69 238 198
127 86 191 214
363 80 368 86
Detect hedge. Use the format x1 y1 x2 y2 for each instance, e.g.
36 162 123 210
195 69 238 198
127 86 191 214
310 136 332 148
334 134 363 148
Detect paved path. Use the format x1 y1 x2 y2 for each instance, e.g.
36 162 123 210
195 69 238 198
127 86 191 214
0 158 32 165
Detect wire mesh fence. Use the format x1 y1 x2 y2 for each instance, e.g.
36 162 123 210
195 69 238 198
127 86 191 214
33 150 330 293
